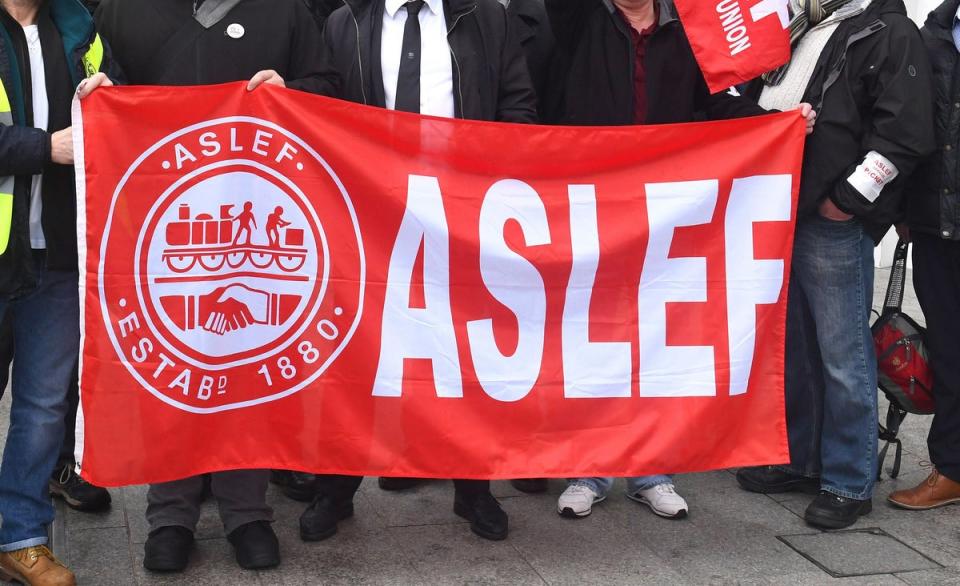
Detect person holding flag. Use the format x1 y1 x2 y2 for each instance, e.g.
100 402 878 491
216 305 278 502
541 0 816 521
737 0 934 530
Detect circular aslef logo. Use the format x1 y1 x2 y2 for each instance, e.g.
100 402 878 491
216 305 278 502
99 117 364 413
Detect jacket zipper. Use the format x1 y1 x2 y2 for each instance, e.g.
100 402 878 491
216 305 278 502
446 4 477 119
346 4 368 105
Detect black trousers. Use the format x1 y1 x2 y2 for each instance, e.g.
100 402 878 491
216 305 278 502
316 475 490 504
912 233 960 483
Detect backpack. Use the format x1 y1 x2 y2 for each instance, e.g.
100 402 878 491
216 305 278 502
871 238 935 480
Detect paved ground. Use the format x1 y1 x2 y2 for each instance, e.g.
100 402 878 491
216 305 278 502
2 268 958 585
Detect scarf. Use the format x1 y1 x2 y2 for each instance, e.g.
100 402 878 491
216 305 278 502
763 0 853 86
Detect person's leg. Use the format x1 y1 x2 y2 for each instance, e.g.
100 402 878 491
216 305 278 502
452 480 507 541
625 475 688 519
737 234 824 495
792 217 876 528
0 314 12 401
0 268 79 552
888 234 960 509
912 235 960 483
49 359 112 512
212 470 278 570
299 475 362 542
146 477 205 532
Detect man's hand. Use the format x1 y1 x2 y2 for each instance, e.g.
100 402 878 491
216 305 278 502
76 72 113 99
798 103 817 135
895 222 911 243
50 128 73 165
819 198 854 222
247 70 285 91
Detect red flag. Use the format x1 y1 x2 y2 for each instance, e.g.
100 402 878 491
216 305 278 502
75 83 803 486
675 0 792 93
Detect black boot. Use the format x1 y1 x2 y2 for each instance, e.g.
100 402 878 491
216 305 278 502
143 526 194 572
736 466 820 494
299 495 355 542
227 521 280 570
377 477 423 491
454 491 508 541
49 463 112 512
510 479 548 494
804 491 872 530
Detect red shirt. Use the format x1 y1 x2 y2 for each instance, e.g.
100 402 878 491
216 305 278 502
618 9 658 124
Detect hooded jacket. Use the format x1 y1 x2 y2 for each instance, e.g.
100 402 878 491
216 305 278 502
0 0 118 297
748 0 934 243
906 0 960 240
544 0 768 126
322 0 537 122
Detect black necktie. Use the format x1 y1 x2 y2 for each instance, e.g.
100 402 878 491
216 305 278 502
394 0 425 113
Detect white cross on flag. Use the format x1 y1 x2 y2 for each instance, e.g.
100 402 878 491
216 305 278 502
674 0 792 93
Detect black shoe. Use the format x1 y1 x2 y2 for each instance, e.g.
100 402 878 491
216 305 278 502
283 472 320 502
143 526 194 572
510 478 548 494
804 491 872 530
736 466 820 495
227 521 280 570
454 491 508 541
299 495 355 542
378 477 423 491
49 464 112 512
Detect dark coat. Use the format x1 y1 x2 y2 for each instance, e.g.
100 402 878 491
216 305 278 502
322 0 537 122
544 0 767 126
907 0 960 239
747 0 934 243
507 0 554 118
0 0 119 297
95 0 337 93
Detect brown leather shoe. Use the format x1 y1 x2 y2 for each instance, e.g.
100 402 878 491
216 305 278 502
0 546 76 586
888 469 960 510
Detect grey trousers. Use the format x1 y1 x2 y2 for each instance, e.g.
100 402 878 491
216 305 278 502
146 470 273 535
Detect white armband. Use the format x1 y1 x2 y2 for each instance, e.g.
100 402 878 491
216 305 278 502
846 151 899 203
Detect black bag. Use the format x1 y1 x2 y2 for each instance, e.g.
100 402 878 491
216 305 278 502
871 239 934 480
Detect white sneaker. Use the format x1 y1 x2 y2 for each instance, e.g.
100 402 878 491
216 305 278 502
557 483 606 518
626 483 689 519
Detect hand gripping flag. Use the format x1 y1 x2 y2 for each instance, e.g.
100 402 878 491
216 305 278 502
675 0 792 93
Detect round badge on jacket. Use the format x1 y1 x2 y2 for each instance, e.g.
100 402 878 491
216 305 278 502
226 23 245 39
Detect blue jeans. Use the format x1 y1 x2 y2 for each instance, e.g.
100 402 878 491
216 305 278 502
778 216 877 500
0 265 79 551
568 475 672 496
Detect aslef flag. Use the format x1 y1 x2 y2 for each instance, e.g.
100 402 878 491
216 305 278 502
75 83 803 486
675 0 792 93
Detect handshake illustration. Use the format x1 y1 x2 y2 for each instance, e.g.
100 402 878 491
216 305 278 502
160 285 300 335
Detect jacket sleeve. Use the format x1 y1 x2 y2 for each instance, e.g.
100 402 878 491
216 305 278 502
829 21 936 217
283 0 341 97
0 126 50 177
544 0 590 52
694 66 770 120
496 6 538 123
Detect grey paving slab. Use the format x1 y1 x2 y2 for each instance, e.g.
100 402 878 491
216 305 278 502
359 478 473 528
896 567 960 585
779 528 940 578
737 572 909 585
66 526 137 586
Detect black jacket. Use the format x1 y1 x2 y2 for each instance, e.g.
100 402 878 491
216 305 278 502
545 0 767 125
322 0 537 122
0 0 118 297
907 0 960 239
95 0 337 93
748 0 933 243
507 0 554 117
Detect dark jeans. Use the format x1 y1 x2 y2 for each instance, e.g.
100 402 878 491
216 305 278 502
317 475 490 504
911 233 960 483
778 216 877 500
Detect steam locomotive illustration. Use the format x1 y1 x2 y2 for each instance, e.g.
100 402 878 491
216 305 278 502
161 203 308 273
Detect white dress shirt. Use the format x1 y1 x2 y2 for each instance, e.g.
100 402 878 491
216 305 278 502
381 0 455 118
24 24 47 249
